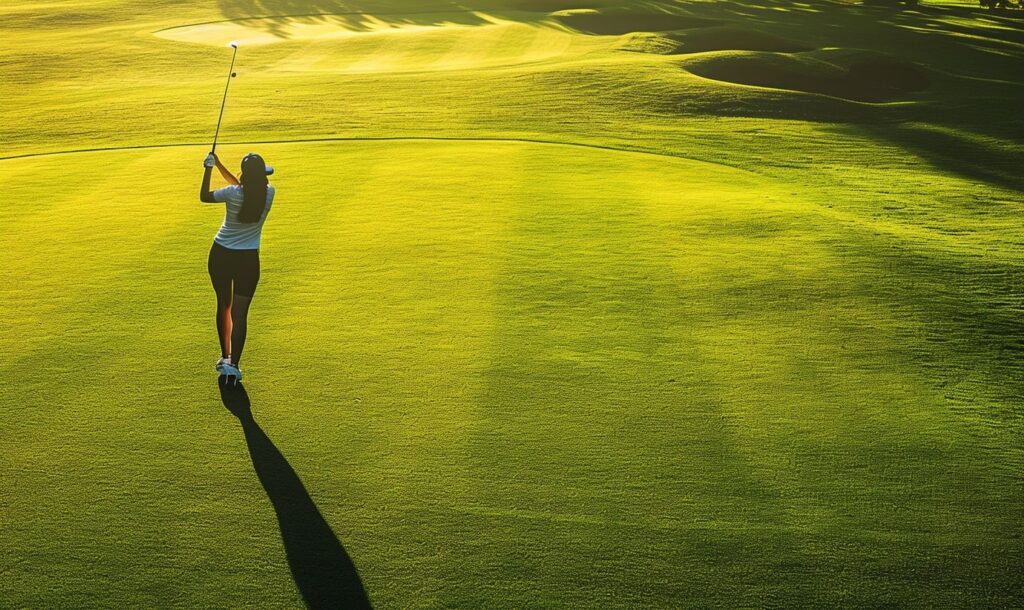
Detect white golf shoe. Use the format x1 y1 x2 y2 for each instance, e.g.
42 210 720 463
220 361 242 383
215 356 231 373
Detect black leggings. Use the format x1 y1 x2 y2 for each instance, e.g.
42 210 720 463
208 242 260 298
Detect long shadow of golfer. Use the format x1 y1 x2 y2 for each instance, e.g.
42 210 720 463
218 378 372 609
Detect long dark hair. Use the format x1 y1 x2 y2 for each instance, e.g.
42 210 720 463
239 153 269 224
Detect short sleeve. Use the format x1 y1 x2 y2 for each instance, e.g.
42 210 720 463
212 185 239 203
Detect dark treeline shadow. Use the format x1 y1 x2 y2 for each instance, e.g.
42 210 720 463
214 0 474 39
219 378 372 609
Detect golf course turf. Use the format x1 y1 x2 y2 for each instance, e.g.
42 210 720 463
1 0 1022 607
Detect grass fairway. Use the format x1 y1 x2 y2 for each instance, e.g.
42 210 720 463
2 0 1023 607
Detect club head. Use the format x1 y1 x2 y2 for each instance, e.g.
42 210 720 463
228 41 239 49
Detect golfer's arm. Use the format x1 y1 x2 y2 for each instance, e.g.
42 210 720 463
216 160 240 186
200 167 218 203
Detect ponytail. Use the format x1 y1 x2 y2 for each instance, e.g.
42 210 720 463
238 172 268 223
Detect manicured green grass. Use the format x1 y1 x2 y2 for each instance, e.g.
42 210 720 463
2 0 1022 607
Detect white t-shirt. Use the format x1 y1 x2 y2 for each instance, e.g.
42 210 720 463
211 184 275 250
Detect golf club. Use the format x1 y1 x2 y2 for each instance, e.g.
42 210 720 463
210 41 239 156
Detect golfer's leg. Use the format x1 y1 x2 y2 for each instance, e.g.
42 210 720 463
229 250 260 367
208 245 234 358
218 292 233 358
229 294 252 366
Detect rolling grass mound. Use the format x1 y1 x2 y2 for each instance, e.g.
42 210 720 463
156 13 603 74
269 21 584 74
847 59 930 94
623 26 812 54
509 0 606 10
682 49 930 103
551 9 719 35
815 47 932 93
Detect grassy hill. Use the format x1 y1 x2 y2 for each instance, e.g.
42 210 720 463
2 0 1022 607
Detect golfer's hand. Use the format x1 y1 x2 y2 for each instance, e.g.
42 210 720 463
204 153 217 168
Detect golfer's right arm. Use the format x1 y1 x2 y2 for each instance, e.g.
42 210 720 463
215 158 240 186
200 153 218 203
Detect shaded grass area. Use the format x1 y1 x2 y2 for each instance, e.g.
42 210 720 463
680 49 931 102
623 26 813 54
867 122 1024 192
551 9 721 34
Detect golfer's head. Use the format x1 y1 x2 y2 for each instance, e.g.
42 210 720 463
240 152 273 180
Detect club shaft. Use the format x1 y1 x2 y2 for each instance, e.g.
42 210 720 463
211 47 238 154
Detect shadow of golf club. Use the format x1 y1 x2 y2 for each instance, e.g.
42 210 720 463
218 378 372 609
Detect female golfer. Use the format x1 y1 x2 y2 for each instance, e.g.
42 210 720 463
200 152 275 382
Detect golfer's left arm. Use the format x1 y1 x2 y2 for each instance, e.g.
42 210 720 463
200 153 218 203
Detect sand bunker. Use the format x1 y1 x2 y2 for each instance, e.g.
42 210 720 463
551 9 719 35
156 13 491 47
683 51 930 102
156 13 585 73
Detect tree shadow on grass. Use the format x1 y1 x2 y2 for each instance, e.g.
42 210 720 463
218 378 372 609
860 122 1024 193
213 0 499 39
